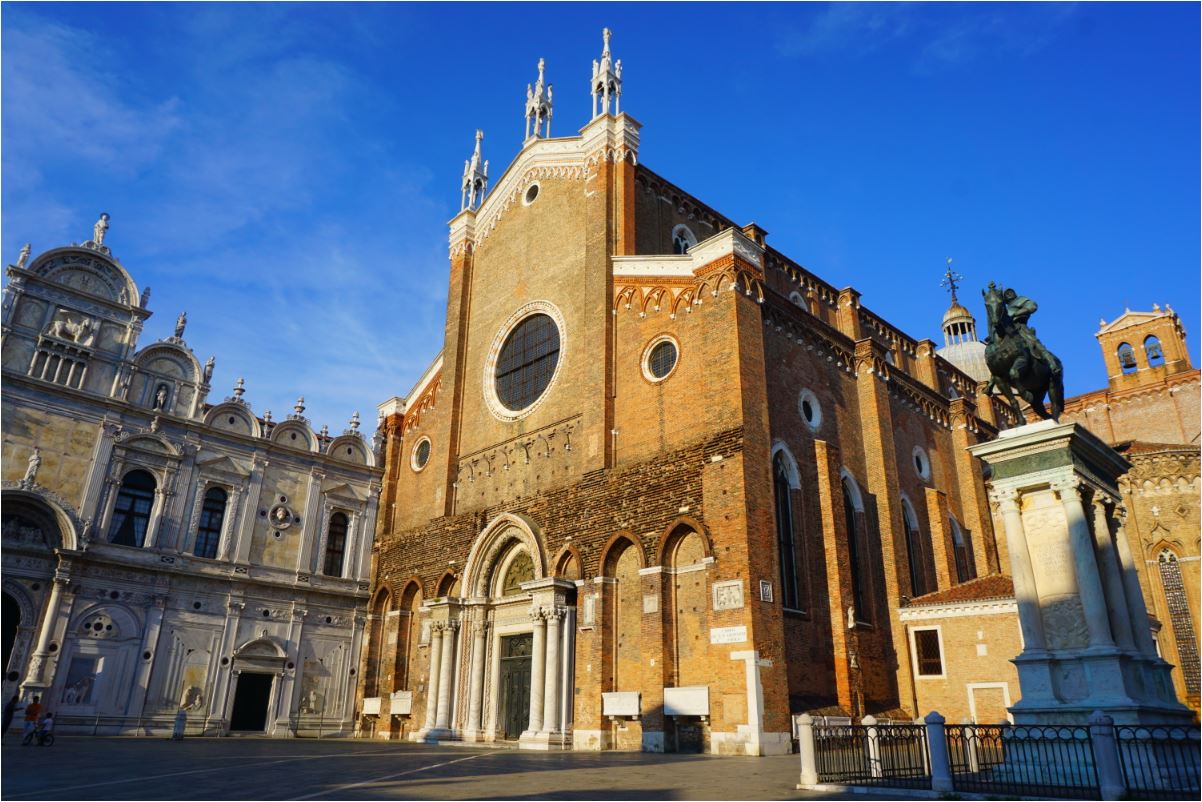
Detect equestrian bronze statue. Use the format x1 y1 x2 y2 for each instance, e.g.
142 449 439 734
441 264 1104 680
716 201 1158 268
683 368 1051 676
982 282 1064 422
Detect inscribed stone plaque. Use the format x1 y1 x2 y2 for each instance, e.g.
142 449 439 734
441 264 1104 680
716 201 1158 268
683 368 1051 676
419 619 431 645
709 625 747 644
582 594 596 627
712 580 744 611
643 594 659 614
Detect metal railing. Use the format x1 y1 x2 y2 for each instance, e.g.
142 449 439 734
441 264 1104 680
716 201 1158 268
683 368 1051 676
810 717 931 790
946 723 1100 800
1115 725 1202 800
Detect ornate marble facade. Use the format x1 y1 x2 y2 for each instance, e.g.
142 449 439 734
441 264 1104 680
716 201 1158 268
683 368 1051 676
1 222 382 736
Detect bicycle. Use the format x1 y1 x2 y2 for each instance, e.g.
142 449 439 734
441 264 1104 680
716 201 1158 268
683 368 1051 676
20 726 54 746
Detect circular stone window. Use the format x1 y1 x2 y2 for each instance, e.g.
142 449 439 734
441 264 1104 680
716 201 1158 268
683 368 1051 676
798 388 822 433
484 302 566 422
523 183 540 205
412 437 432 472
642 337 679 382
913 446 931 482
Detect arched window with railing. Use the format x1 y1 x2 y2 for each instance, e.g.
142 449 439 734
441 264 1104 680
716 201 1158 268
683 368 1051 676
107 469 157 547
194 486 227 559
322 512 349 577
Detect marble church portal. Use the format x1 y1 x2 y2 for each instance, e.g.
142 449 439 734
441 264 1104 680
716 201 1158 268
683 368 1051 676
1 220 382 737
364 30 1034 755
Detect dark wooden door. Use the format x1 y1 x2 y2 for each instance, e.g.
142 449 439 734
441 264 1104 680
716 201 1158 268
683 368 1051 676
499 634 532 740
230 672 273 731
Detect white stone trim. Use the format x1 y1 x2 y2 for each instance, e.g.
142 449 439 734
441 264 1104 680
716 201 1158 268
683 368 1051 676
640 335 679 383
899 597 1017 621
909 624 946 680
798 388 822 433
966 681 1013 724
410 436 432 473
482 300 566 423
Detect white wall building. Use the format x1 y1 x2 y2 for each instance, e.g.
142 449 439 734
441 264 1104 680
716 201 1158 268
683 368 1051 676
1 218 382 736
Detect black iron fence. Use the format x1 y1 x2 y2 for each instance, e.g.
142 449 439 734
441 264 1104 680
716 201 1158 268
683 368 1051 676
799 712 1200 801
1115 725 1202 800
811 720 931 790
946 723 1100 800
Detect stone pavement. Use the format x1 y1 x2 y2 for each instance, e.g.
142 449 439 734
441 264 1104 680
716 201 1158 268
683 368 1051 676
0 736 911 800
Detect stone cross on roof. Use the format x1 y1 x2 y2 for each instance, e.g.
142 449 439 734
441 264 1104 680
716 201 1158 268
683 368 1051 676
940 257 963 304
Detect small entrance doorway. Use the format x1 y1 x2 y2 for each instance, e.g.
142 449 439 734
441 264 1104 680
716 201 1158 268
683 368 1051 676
498 633 532 739
230 672 274 731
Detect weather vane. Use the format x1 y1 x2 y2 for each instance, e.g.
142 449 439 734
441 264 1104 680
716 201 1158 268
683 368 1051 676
940 257 963 303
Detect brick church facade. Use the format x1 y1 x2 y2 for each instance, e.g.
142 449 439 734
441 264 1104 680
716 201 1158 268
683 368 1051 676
359 31 1033 754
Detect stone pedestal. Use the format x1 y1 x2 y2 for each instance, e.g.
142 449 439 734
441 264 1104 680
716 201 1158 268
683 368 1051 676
969 420 1192 725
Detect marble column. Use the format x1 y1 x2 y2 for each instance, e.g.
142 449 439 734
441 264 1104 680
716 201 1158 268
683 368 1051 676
1090 498 1135 651
433 621 458 731
465 620 488 737
526 610 547 735
1111 507 1159 657
485 628 502 737
422 624 443 733
542 609 563 734
22 578 66 689
1056 480 1116 650
994 491 1047 651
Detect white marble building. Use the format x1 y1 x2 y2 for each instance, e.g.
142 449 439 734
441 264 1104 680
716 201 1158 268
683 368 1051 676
1 218 382 736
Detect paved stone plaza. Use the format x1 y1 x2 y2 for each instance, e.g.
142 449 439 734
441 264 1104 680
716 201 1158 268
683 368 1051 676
0 736 896 801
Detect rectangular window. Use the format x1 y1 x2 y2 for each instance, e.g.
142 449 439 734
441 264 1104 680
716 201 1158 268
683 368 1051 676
914 629 944 677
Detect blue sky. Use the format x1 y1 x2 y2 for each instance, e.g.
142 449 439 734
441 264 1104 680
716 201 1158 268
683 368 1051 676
3 2 1198 430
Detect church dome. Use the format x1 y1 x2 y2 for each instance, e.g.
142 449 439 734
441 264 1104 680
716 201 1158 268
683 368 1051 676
936 297 990 383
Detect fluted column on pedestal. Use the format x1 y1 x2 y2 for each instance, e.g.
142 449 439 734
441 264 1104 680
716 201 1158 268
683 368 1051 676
1054 479 1116 650
421 623 444 733
993 489 1047 651
465 619 489 736
542 608 564 734
434 620 458 731
525 608 547 737
1089 497 1135 651
23 578 66 690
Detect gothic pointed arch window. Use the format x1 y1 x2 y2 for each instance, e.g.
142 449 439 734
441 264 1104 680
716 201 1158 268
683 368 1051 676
322 512 349 577
107 469 156 548
672 225 697 255
901 497 933 598
950 517 976 583
193 486 227 560
773 451 802 610
1157 550 1200 699
842 477 868 623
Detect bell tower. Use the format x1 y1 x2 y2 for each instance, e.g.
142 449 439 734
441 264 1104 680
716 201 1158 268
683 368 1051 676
1096 304 1193 391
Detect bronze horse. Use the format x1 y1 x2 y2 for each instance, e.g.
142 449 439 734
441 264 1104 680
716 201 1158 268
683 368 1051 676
982 283 1064 421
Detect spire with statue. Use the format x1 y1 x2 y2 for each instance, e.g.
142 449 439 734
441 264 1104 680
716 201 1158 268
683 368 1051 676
591 27 622 118
461 129 489 212
524 58 553 141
